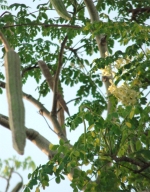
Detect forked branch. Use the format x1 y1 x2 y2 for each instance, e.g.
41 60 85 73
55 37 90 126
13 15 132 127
52 35 68 116
38 61 69 116
0 80 67 141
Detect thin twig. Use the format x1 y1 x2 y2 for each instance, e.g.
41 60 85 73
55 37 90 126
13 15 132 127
5 167 13 192
13 171 23 183
57 97 81 113
0 11 11 17
39 111 58 135
2 23 81 29
117 162 150 179
21 64 39 77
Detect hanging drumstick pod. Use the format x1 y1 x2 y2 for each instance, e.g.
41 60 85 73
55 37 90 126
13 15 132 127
0 31 26 155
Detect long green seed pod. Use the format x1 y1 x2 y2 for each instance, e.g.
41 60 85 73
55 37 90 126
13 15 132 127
50 0 71 20
5 50 26 155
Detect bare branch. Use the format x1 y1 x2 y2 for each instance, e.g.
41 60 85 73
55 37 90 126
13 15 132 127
0 113 75 181
57 102 66 136
128 7 150 21
21 64 39 77
0 80 67 141
2 23 81 30
5 167 13 192
52 35 68 115
0 113 55 158
38 61 69 115
0 11 11 18
113 156 146 168
57 97 81 113
12 171 23 183
23 92 68 141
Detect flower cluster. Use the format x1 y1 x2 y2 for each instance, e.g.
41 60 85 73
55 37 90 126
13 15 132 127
100 66 112 76
115 57 130 69
108 80 139 106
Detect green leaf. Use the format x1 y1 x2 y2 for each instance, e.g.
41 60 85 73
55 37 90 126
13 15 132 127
28 173 32 179
74 151 80 157
59 139 65 145
136 140 142 151
55 176 61 184
141 150 150 159
129 108 135 119
126 122 132 128
49 144 59 151
24 187 30 192
35 187 40 192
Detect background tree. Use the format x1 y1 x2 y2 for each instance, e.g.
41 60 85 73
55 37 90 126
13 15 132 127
0 156 35 192
0 0 150 191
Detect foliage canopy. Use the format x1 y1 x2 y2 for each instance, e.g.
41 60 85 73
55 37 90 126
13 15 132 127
0 0 150 191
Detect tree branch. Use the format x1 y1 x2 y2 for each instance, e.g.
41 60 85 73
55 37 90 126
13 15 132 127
113 156 148 168
52 35 68 116
2 23 81 30
0 80 67 141
57 102 66 136
0 113 75 181
128 7 150 21
38 61 69 116
64 44 86 57
57 97 81 113
5 167 13 192
0 11 11 18
83 0 112 115
0 113 55 158
21 64 39 77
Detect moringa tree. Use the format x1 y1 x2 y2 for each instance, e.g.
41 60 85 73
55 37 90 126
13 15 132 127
0 0 150 191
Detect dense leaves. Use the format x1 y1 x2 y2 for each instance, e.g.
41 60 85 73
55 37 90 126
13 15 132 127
0 0 150 191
